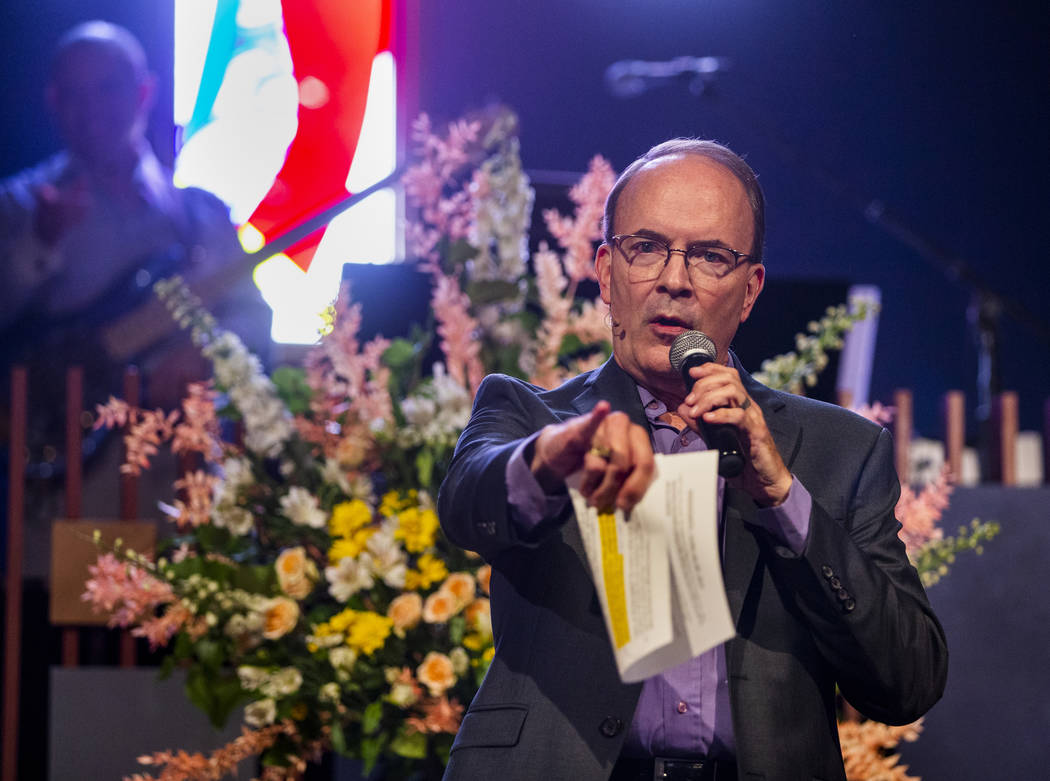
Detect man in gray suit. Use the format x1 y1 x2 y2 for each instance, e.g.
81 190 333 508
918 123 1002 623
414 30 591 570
437 140 947 780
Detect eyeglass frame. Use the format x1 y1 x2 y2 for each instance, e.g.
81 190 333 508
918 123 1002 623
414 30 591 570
607 233 755 278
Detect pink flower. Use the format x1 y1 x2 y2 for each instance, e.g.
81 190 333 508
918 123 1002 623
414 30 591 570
431 273 484 393
896 466 952 554
171 382 222 461
82 553 175 630
173 470 218 528
406 696 464 735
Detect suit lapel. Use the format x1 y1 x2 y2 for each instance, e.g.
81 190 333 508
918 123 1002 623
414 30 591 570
570 358 650 429
723 365 803 670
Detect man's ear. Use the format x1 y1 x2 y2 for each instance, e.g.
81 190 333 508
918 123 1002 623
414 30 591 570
595 243 612 305
739 263 765 323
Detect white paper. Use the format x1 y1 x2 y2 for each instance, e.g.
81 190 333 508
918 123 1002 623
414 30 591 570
567 450 735 682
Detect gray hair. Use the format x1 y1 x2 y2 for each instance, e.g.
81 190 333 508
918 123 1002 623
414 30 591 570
602 139 766 264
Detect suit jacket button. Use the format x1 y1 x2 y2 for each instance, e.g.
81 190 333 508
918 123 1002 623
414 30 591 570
821 565 834 578
599 717 624 737
843 598 856 613
829 576 842 590
837 588 850 601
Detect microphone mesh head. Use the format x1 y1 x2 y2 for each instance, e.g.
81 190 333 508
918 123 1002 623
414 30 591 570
669 331 717 372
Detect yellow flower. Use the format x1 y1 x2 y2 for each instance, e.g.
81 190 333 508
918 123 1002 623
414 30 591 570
290 702 308 720
380 489 417 518
344 610 394 656
327 529 375 564
394 506 439 553
327 608 356 633
404 553 448 591
329 499 373 538
462 632 486 652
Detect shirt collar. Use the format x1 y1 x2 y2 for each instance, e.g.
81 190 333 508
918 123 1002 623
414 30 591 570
634 351 741 424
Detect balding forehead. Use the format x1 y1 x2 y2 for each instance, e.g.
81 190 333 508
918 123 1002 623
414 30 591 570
51 22 148 82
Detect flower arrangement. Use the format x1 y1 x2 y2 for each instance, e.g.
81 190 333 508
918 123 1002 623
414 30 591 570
83 110 994 780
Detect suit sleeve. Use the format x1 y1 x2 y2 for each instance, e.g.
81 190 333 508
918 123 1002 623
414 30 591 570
763 424 948 725
437 374 574 560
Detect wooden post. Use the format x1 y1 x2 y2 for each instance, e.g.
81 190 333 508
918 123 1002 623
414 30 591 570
989 391 1019 485
119 366 141 667
62 367 83 668
893 389 913 485
3 369 27 781
942 391 965 480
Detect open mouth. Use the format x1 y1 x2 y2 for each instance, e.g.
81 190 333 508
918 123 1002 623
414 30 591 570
650 315 691 329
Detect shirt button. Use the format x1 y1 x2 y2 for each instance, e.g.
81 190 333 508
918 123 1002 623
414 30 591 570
680 433 690 445
676 701 688 714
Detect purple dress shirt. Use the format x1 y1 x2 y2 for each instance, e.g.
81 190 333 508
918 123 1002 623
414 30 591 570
504 373 812 760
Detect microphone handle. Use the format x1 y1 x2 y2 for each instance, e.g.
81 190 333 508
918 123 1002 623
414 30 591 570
702 421 745 478
679 354 745 478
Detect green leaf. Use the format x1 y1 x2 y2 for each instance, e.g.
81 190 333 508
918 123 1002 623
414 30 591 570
415 448 434 489
195 638 224 670
383 338 420 370
360 735 387 774
185 667 245 728
389 728 427 759
330 719 348 755
362 700 384 735
448 615 466 645
271 366 312 415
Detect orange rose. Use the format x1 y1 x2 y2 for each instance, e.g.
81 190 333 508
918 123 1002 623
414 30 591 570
476 564 492 595
441 572 476 607
276 547 317 600
464 598 491 637
388 592 423 634
422 590 457 624
416 651 456 697
262 597 300 640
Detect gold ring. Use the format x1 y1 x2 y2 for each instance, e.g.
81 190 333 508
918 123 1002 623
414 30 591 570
740 397 752 410
589 444 612 459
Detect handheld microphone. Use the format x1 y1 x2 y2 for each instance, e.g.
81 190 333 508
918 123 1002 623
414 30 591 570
669 331 745 477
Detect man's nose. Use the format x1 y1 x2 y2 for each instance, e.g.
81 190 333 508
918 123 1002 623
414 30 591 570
656 248 694 295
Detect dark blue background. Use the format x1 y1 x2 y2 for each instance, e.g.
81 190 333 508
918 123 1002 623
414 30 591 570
3 0 1047 438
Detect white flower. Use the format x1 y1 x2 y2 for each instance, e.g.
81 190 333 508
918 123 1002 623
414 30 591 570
319 682 341 703
306 631 344 649
321 458 354 495
325 556 375 601
329 646 357 671
213 505 255 536
244 698 276 727
225 613 264 649
237 665 269 691
279 487 327 528
365 526 408 588
265 667 303 697
450 647 470 676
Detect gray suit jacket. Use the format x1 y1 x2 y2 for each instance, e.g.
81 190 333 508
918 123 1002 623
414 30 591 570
437 358 947 781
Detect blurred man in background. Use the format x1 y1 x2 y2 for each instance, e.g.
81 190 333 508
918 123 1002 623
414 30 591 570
0 20 265 580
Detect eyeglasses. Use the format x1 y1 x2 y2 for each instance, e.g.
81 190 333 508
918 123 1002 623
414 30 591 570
609 234 752 281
